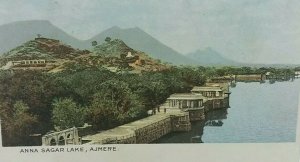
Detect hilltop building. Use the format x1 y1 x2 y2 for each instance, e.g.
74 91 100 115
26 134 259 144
126 51 134 58
12 59 46 66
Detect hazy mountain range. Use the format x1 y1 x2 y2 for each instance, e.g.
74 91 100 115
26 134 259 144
186 47 240 66
0 20 252 66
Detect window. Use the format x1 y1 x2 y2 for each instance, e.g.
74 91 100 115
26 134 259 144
194 100 199 107
182 100 187 108
172 100 176 107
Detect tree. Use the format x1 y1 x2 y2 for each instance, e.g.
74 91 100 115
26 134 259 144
55 68 116 104
1 101 38 146
52 98 86 130
240 66 253 74
105 37 111 42
91 41 98 46
0 70 61 134
88 80 146 130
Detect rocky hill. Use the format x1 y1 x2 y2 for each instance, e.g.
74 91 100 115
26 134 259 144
2 37 89 60
93 38 136 58
87 26 197 65
0 37 169 73
0 21 196 65
77 38 170 73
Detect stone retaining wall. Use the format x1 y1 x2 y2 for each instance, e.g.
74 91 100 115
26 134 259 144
135 117 172 143
83 112 191 145
204 97 229 112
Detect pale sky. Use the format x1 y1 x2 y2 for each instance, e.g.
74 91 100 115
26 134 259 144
0 0 300 64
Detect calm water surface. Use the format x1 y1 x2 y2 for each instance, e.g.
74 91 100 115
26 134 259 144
155 79 300 143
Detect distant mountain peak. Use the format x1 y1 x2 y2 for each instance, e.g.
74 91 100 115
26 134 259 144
130 26 143 31
0 20 86 54
195 47 214 54
102 26 146 34
107 26 121 30
4 20 52 26
187 47 239 66
204 47 213 51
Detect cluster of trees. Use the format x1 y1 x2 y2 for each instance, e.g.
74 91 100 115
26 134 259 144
0 65 296 146
0 65 205 146
206 66 295 77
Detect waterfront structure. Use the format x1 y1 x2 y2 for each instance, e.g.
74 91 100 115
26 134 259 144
235 74 266 82
160 93 206 121
163 93 205 109
191 86 224 98
210 76 234 83
192 83 230 111
41 83 231 145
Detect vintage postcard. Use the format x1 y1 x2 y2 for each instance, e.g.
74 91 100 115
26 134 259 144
0 0 300 162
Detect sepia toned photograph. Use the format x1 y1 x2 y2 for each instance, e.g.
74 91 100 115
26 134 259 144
0 1 299 155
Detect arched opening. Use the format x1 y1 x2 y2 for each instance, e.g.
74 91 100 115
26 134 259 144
50 138 56 146
66 133 73 144
58 136 65 145
67 133 72 139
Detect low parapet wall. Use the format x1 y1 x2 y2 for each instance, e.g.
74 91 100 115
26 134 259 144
82 112 191 145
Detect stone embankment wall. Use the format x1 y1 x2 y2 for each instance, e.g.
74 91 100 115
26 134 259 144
83 112 191 144
187 109 205 121
204 97 229 112
135 117 172 143
235 74 266 82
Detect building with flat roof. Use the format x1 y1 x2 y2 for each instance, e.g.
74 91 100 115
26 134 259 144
160 93 206 121
162 93 205 110
191 86 224 98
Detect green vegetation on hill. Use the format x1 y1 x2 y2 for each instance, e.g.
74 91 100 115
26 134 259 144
3 38 89 60
93 38 136 57
0 37 169 73
87 26 198 65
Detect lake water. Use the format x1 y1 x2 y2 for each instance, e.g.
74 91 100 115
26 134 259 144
154 79 300 143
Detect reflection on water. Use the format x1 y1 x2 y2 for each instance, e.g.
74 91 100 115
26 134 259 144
155 79 300 143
